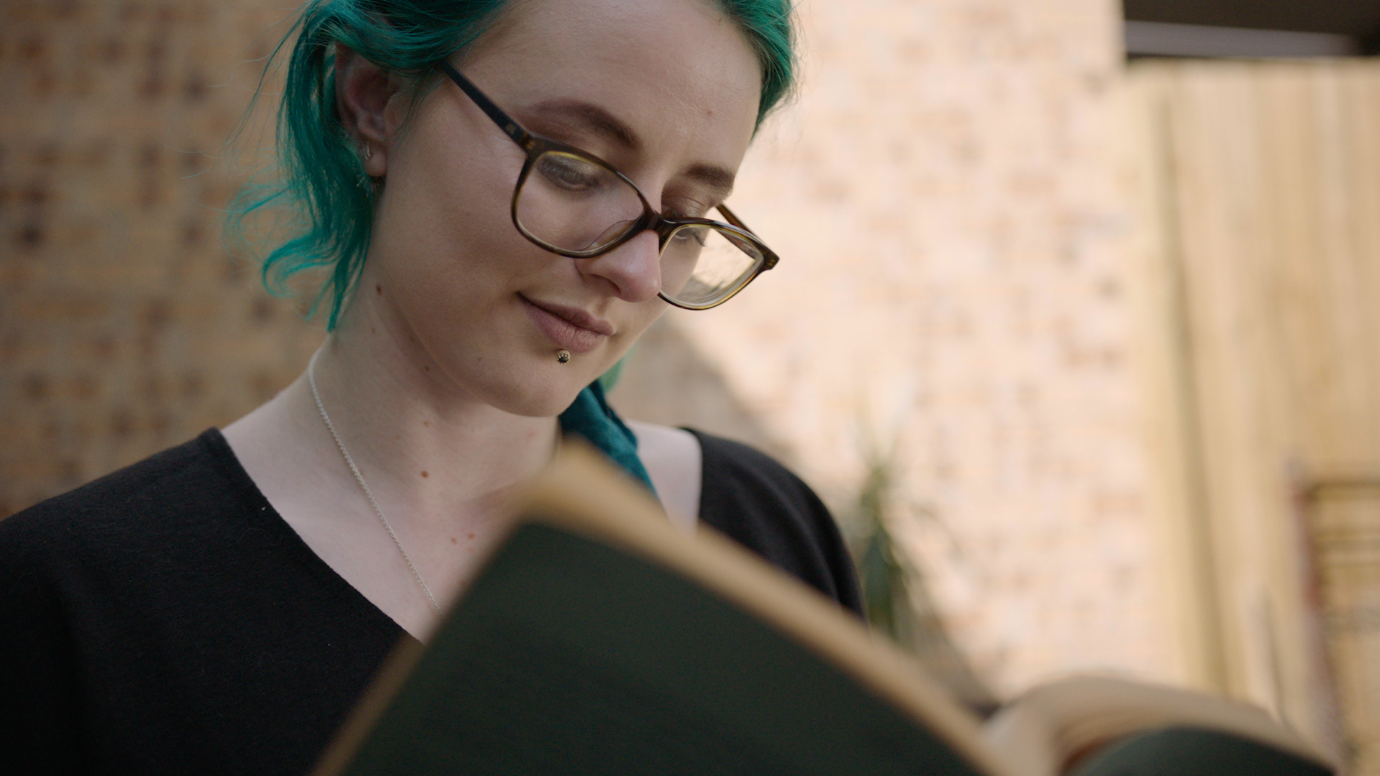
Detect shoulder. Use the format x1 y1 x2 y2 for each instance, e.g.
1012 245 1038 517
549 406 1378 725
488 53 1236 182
0 429 260 595
692 431 832 531
0 430 398 774
693 432 816 501
2 430 247 543
0 429 250 770
625 420 701 532
686 429 864 617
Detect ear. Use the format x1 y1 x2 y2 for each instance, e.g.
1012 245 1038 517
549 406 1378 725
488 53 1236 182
335 44 406 178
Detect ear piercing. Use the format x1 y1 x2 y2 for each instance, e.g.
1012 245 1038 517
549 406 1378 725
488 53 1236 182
356 143 375 189
557 350 571 364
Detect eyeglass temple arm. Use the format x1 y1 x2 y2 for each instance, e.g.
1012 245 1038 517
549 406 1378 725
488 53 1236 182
716 204 780 270
436 60 534 149
716 204 751 231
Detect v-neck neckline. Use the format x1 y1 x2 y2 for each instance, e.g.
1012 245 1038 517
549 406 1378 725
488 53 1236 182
201 428 422 647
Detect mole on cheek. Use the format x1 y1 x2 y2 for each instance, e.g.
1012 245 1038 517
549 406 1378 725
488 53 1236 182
376 284 383 295
421 470 429 478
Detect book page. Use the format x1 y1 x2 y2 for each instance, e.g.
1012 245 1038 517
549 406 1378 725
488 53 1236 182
983 675 1333 774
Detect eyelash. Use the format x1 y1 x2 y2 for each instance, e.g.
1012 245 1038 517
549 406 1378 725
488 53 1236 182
530 128 720 219
662 199 713 221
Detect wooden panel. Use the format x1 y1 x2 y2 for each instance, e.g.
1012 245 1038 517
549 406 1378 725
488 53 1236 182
1130 60 1380 773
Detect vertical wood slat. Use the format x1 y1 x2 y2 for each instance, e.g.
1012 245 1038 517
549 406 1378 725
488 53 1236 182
1125 68 1231 694
1129 60 1380 772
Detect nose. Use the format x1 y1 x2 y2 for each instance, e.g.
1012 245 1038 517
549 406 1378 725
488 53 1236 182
579 229 663 303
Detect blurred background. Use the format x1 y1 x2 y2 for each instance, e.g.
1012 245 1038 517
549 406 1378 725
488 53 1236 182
3 0 1379 771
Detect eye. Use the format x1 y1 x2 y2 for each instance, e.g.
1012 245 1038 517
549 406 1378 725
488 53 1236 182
671 225 710 247
662 200 713 221
535 153 607 193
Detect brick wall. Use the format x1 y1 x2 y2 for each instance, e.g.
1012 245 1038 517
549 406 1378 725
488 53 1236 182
0 0 324 515
2 0 1171 695
614 0 1169 692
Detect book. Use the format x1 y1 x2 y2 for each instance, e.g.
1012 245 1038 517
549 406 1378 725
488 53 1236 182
311 442 1336 776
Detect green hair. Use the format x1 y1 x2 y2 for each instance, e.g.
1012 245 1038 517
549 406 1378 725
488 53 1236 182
225 0 797 330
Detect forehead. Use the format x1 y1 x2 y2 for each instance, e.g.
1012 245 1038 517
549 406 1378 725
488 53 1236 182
459 0 762 164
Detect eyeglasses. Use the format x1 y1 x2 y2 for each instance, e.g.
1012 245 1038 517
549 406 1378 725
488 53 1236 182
435 60 778 310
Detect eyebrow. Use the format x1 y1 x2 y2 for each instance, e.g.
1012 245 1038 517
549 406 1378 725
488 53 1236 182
527 99 738 199
684 163 736 200
529 99 642 151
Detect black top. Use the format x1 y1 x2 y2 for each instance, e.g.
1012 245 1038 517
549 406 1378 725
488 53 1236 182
0 429 860 776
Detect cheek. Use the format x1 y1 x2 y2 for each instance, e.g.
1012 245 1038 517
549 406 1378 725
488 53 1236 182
396 161 503 252
384 97 528 251
614 302 668 358
375 129 527 301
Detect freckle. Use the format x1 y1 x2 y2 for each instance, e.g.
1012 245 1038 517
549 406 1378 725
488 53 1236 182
421 470 429 478
450 537 457 544
371 327 376 334
423 420 430 427
468 533 475 540
424 365 430 372
375 283 383 295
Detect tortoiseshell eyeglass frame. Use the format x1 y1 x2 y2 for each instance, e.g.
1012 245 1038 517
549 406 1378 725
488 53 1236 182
434 59 779 310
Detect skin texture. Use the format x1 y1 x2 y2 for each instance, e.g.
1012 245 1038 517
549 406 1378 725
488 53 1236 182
224 0 762 639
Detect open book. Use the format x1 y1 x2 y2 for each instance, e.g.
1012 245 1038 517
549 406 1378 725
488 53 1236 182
312 443 1335 776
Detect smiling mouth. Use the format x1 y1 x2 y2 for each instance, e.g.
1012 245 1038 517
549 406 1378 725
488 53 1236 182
519 295 613 354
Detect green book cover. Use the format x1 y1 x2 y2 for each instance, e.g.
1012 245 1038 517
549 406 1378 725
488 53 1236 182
329 522 985 776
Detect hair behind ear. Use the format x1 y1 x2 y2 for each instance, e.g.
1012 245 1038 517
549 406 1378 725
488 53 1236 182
225 0 510 330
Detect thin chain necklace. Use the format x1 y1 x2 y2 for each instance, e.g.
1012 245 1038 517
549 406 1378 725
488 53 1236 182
307 349 441 612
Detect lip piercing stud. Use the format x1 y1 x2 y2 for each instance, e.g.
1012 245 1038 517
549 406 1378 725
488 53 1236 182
557 350 571 364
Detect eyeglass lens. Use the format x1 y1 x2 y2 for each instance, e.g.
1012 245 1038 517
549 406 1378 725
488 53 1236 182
515 150 764 307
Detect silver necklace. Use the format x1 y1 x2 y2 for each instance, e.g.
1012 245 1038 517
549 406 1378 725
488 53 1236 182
307 349 441 612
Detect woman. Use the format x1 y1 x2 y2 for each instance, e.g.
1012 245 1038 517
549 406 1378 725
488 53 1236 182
0 0 860 773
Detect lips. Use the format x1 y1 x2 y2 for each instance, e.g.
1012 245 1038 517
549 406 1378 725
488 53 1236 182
519 295 614 354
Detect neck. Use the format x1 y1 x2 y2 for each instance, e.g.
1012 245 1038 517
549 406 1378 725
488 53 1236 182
301 330 560 526
222 309 567 632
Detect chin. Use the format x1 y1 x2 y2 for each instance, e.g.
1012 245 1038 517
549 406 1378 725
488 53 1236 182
505 392 582 419
488 358 607 419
